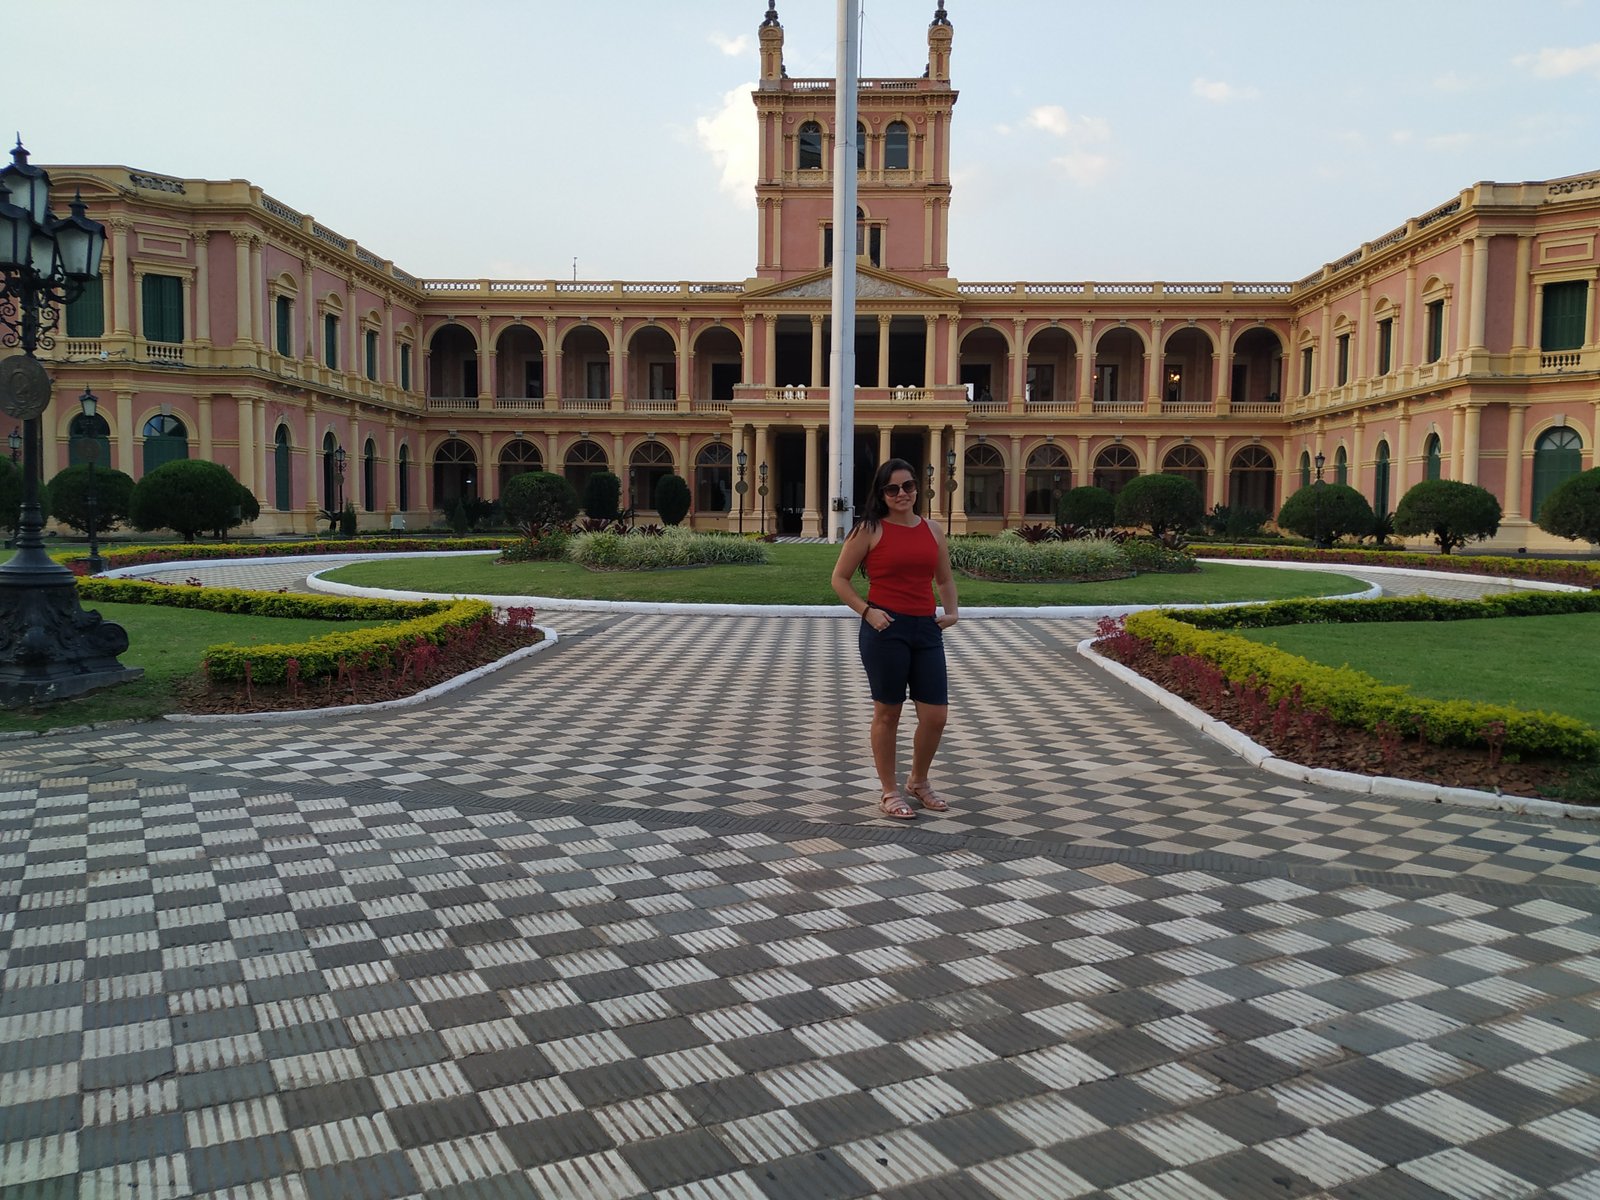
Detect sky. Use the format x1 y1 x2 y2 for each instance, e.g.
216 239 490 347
13 1 1599 285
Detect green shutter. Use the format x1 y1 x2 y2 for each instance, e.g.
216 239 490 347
142 275 183 342
276 297 293 355
366 330 378 380
400 345 411 391
324 316 338 368
275 434 292 511
1532 430 1584 518
1541 281 1588 351
66 277 105 337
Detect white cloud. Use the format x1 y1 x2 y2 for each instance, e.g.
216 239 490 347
709 33 751 58
1191 77 1260 102
1433 71 1472 92
695 83 758 197
1390 129 1415 145
1052 152 1111 186
1514 41 1600 78
1027 104 1072 137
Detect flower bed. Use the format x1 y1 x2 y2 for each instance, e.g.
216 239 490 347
566 528 769 571
78 577 454 621
1197 545 1600 590
61 537 514 574
949 532 1194 583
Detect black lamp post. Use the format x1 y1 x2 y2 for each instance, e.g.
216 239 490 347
78 389 104 575
734 447 748 534
757 461 769 536
6 427 17 461
1312 450 1327 549
925 461 935 519
333 445 347 513
0 139 139 706
944 447 957 536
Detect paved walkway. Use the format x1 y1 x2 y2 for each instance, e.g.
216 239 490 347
2 559 1596 1199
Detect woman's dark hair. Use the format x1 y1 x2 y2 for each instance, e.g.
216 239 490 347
854 457 920 536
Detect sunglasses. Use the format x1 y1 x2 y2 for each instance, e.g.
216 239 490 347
882 481 918 496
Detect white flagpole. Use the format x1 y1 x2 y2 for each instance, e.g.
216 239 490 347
826 0 860 542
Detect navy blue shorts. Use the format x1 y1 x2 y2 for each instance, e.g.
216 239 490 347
858 609 948 706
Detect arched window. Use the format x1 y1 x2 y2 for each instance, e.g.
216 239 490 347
499 439 544 493
1299 450 1311 490
797 122 823 171
322 431 345 512
142 414 189 473
433 438 478 509
965 444 1005 515
397 444 411 512
1162 444 1207 502
885 121 909 170
363 438 377 513
1230 446 1277 513
856 121 867 170
274 426 292 511
696 442 732 513
1424 433 1442 481
1532 427 1584 519
630 441 674 511
563 438 609 497
69 412 111 468
1372 441 1391 516
1024 444 1071 517
1092 444 1138 495
1334 446 1349 486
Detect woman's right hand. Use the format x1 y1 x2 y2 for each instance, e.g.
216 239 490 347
864 607 892 632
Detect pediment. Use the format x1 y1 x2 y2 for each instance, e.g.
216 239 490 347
751 265 952 301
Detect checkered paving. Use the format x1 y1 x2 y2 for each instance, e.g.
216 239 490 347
9 610 1600 890
2 773 1598 1199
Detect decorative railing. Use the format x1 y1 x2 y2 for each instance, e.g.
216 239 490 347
626 399 678 413
692 399 731 413
492 397 544 411
1233 282 1294 294
1416 198 1462 229
426 397 480 412
1024 401 1078 414
312 223 350 251
1163 283 1223 295
355 247 385 270
260 194 302 224
1228 402 1283 416
887 387 931 403
1541 351 1584 370
1369 224 1408 251
1328 249 1364 273
559 398 611 413
147 344 185 366
1094 283 1156 295
1022 283 1086 295
1091 401 1144 414
62 339 104 359
1160 402 1213 415
765 386 814 402
966 401 1008 415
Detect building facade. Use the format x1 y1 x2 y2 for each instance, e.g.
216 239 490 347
38 4 1600 549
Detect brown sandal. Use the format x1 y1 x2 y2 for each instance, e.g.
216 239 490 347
879 789 916 820
905 778 949 812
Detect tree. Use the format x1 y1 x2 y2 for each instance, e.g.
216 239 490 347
655 473 691 526
1057 485 1114 528
129 459 243 543
502 470 579 530
1276 483 1375 547
1114 474 1203 539
0 458 49 538
1537 467 1600 546
583 471 621 520
46 464 130 534
212 483 261 539
1393 479 1502 554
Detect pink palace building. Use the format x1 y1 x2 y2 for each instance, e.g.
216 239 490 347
34 4 1600 549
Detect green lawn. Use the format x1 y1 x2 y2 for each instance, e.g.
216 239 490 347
319 545 1365 606
0 601 386 734
1235 613 1600 729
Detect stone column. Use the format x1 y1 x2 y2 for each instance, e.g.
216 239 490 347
1212 435 1227 508
1146 319 1163 411
754 425 770 531
116 392 135 475
1078 320 1094 411
306 407 320 513
232 230 252 346
237 395 256 493
482 432 498 503
1011 317 1026 407
1350 420 1365 494
1395 406 1411 493
1462 404 1482 486
877 314 891 388
1318 304 1332 391
928 427 943 519
611 318 624 400
1215 319 1233 410
677 317 691 400
481 316 495 399
1077 432 1091 495
544 318 558 400
1469 235 1491 354
763 314 777 387
381 300 393 385
386 423 397 515
809 314 824 388
256 403 268 502
1400 262 1418 379
1450 407 1465 479
923 315 937 387
946 318 960 391
131 270 145 341
1510 236 1533 355
877 425 891 469
1009 433 1024 522
951 428 967 532
193 232 211 347
1354 285 1369 390
802 423 820 536
110 219 132 337
197 394 214 461
742 315 756 386
1504 404 1527 518
301 259 316 363
250 236 265 346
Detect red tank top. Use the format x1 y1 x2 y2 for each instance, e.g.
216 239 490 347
864 518 939 616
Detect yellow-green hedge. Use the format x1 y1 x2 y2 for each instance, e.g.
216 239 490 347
202 598 495 685
1122 607 1600 761
78 577 451 621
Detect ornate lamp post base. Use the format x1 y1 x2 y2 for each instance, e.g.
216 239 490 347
0 556 141 707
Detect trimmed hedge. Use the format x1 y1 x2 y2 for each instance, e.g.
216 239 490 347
567 528 769 570
70 537 516 573
1178 590 1600 630
77 577 452 621
203 598 495 684
951 536 1130 583
1121 603 1600 760
1198 544 1600 590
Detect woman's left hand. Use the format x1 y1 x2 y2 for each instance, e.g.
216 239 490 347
936 613 959 629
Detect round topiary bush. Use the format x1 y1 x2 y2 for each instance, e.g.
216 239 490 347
129 459 242 542
46 463 134 534
502 471 579 530
1277 483 1375 547
655 474 691 526
1058 485 1114 528
582 471 621 520
1537 467 1600 547
1394 479 1502 554
1114 474 1203 539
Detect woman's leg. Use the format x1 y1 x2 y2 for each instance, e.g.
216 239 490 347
905 700 948 789
870 701 905 794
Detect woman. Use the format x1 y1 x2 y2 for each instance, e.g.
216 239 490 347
831 458 960 820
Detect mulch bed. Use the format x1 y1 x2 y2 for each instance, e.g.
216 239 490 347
175 624 545 715
1096 637 1590 804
